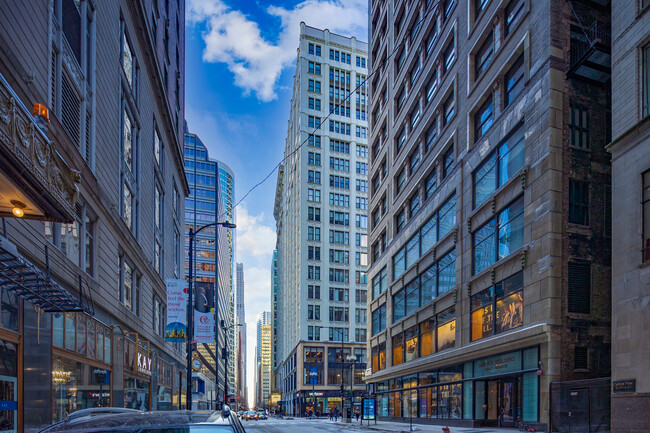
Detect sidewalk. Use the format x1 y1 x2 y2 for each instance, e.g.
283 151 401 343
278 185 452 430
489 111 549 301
328 418 533 433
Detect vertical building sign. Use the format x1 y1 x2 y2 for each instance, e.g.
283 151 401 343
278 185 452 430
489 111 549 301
193 282 215 343
165 279 187 342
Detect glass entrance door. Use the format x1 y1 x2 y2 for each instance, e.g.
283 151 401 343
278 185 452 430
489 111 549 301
498 377 521 427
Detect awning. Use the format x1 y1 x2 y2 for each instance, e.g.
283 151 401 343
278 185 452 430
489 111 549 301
0 235 92 313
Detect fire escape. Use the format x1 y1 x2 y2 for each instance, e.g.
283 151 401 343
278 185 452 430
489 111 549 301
567 18 611 84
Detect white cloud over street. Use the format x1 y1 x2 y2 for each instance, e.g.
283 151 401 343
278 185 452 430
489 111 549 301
234 204 276 406
187 0 368 101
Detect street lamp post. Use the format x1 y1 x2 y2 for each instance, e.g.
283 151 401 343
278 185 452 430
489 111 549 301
186 220 236 410
310 370 317 419
346 354 357 422
221 321 244 408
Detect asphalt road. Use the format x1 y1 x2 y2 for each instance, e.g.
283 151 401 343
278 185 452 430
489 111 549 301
242 417 366 433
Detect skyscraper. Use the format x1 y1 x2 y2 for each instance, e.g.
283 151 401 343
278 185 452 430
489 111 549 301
184 125 237 407
255 312 272 408
270 250 279 399
365 0 611 428
235 263 247 407
274 23 369 416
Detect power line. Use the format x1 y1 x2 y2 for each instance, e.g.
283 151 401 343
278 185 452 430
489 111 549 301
220 0 442 219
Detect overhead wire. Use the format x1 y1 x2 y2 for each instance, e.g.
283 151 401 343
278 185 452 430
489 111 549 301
218 0 444 220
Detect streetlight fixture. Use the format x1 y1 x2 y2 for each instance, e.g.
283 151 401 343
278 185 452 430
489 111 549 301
309 370 318 419
186 220 236 410
346 354 357 422
221 320 244 408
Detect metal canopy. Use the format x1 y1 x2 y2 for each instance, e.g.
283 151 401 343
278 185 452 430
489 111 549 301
0 235 93 314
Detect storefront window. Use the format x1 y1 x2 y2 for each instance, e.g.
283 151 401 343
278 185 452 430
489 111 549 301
53 314 64 347
76 315 86 355
471 272 523 341
392 334 403 366
420 319 435 357
52 357 111 422
436 308 456 351
404 326 418 362
64 313 75 351
52 313 112 363
157 385 172 411
124 377 150 411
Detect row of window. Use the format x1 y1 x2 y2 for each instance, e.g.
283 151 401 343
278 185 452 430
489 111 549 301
306 326 367 343
307 285 367 302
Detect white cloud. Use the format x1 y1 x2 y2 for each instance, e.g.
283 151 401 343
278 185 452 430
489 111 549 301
233 204 276 407
187 0 368 101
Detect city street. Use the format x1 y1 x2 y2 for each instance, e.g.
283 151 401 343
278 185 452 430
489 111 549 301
243 418 367 433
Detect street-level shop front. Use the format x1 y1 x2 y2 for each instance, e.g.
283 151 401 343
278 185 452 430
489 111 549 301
300 390 364 416
368 347 540 428
124 333 153 411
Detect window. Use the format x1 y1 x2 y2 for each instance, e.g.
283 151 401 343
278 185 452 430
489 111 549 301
392 333 404 365
308 246 321 261
121 107 138 234
329 249 349 264
505 54 525 106
475 35 494 79
371 342 386 372
475 0 489 18
356 179 368 192
471 271 523 341
372 304 386 335
355 252 368 266
153 126 162 168
122 28 136 89
396 210 405 234
409 192 420 216
316 45 321 56
426 19 439 55
569 104 589 149
329 307 349 322
425 120 438 152
330 157 350 171
329 288 349 302
396 129 407 154
410 103 421 128
356 271 367 285
308 43 314 55
308 226 321 241
119 255 139 314
329 210 349 226
425 170 437 199
308 266 321 281
396 87 406 113
444 0 456 18
153 297 165 336
643 171 650 261
308 285 321 299
356 233 367 247
45 205 95 275
474 96 493 142
443 37 456 73
372 267 387 299
308 152 321 166
473 196 524 274
356 197 368 210
355 328 367 343
396 168 406 194
356 144 368 157
410 59 421 85
308 206 321 221
568 262 590 314
308 305 321 320
505 0 525 36
410 149 421 173
329 230 350 245
329 193 350 207
356 214 368 228
443 91 455 125
569 180 589 225
307 188 321 202
442 146 454 178
473 125 525 207
331 140 350 154
426 70 439 103
153 182 164 275
308 135 321 147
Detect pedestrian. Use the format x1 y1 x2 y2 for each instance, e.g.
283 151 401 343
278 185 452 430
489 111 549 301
356 410 360 421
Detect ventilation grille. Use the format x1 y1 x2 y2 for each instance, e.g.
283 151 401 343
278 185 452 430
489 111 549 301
61 72 81 147
574 346 588 370
568 262 591 314
604 185 612 238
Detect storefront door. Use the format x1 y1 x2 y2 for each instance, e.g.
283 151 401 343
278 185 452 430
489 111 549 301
0 375 17 433
499 377 520 427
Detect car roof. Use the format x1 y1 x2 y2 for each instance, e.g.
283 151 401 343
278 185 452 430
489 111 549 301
40 410 234 432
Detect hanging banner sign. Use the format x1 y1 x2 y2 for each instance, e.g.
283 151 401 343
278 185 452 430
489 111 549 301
165 279 187 342
193 282 215 343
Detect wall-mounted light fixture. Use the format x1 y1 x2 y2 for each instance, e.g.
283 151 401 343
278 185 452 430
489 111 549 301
11 200 26 218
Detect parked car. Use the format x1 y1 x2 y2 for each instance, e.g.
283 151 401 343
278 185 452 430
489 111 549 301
38 407 246 432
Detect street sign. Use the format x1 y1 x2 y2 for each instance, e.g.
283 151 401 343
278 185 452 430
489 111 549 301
362 397 376 420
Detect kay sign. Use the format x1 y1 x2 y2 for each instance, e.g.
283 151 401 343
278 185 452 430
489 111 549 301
138 352 152 375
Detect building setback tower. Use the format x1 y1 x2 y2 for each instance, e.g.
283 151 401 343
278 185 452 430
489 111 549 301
0 0 187 429
184 126 237 408
608 3 650 431
365 0 611 429
235 263 247 407
274 23 369 416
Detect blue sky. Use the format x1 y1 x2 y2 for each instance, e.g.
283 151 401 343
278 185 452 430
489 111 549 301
184 0 368 406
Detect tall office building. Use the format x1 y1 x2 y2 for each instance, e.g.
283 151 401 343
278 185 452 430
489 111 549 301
270 250 279 398
366 0 611 429
274 23 369 416
255 312 273 408
0 0 187 429
184 126 237 407
235 262 247 407
609 3 650 431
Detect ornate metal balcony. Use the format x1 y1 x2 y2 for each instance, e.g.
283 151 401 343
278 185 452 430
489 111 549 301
0 72 80 222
